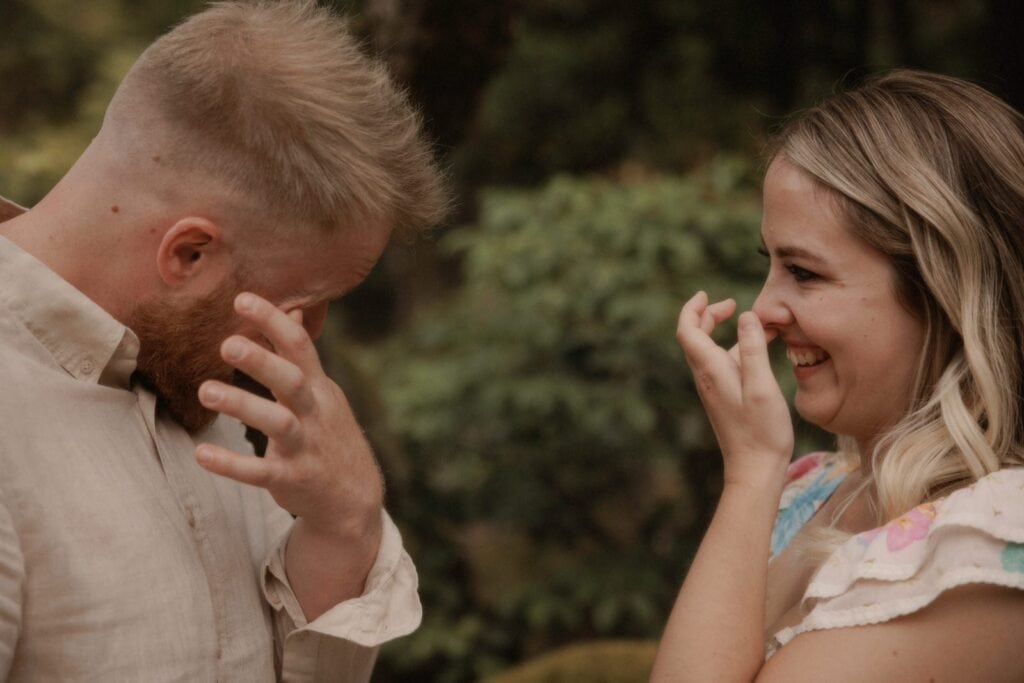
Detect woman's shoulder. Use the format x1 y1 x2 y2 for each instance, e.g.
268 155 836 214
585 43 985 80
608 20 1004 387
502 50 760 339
771 467 1024 652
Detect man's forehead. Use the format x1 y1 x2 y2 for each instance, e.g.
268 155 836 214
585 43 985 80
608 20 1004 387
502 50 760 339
251 226 389 303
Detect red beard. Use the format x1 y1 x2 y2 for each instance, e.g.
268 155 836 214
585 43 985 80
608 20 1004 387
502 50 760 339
127 282 239 433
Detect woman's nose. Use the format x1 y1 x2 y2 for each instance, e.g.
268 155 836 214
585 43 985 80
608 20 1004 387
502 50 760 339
751 280 792 329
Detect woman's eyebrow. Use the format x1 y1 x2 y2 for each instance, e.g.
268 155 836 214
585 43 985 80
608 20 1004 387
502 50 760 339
761 241 826 265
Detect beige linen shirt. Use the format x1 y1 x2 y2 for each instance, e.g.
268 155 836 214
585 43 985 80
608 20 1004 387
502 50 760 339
0 197 421 681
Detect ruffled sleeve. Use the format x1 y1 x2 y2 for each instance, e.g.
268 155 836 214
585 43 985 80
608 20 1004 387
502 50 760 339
771 467 1024 651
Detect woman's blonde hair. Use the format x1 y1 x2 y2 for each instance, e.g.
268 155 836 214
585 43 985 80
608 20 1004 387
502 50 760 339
775 70 1024 526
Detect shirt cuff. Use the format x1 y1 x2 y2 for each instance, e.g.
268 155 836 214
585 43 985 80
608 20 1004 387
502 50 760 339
262 508 422 647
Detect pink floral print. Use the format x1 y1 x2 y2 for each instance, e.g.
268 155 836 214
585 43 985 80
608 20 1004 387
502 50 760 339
785 452 826 483
858 503 937 552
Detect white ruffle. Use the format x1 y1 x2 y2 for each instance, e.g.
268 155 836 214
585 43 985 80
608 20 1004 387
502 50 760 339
772 468 1024 650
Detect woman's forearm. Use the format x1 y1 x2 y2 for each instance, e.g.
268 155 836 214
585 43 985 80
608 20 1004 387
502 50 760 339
650 476 783 682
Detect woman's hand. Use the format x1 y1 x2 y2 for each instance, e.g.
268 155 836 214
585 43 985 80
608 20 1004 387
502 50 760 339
676 291 794 487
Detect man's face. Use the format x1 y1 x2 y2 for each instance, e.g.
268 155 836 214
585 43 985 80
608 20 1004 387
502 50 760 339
129 224 391 433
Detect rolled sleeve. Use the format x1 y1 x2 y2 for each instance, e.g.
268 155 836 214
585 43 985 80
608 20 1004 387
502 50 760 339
262 509 421 682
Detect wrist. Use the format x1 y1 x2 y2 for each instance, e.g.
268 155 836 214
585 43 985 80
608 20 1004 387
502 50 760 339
721 445 790 487
721 466 787 507
285 510 384 619
302 500 383 547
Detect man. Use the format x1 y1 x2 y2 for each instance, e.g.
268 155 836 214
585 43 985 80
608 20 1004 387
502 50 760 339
0 2 446 681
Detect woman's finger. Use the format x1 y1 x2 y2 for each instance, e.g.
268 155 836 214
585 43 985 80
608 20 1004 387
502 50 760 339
677 292 727 367
700 299 737 334
736 311 776 398
676 291 708 348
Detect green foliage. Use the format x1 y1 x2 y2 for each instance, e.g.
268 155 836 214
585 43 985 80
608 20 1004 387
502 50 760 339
359 161 779 681
460 3 771 184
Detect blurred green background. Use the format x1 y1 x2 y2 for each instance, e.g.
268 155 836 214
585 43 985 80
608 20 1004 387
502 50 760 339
3 1 1020 680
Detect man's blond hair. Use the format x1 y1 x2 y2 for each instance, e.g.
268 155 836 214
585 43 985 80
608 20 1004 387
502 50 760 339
105 0 446 237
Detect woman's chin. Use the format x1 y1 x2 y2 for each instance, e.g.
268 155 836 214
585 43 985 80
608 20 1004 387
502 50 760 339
793 395 835 433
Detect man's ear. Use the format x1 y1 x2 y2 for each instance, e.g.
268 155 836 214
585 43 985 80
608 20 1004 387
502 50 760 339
155 217 224 286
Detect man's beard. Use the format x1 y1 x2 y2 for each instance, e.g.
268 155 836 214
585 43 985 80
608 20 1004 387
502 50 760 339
127 282 240 433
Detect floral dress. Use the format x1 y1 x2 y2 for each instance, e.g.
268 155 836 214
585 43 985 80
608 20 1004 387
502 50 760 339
766 453 1024 657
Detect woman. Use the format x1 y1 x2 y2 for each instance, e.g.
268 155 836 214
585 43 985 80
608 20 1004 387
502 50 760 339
651 70 1024 681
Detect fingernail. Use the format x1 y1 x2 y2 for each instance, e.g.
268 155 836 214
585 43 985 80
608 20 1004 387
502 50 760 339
196 446 213 464
201 384 222 402
223 339 244 361
237 293 255 312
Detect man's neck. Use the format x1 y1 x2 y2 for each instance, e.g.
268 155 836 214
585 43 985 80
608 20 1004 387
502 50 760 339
0 192 142 324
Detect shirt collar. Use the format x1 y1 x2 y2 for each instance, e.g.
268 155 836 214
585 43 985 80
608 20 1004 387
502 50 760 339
0 198 139 388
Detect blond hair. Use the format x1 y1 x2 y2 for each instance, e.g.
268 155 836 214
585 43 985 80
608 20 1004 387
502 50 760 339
774 70 1024 530
104 0 447 238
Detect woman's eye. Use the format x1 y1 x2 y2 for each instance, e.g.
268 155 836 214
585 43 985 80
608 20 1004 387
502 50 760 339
786 264 818 282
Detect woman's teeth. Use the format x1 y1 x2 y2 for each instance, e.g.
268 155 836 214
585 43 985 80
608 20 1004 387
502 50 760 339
786 347 830 367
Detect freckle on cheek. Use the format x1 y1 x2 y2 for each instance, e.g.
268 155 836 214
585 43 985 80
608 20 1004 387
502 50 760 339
110 205 119 213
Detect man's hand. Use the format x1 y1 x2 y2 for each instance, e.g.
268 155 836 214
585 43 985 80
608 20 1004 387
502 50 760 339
194 292 383 616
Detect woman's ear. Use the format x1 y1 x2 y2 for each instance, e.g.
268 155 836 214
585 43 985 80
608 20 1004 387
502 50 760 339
155 217 224 286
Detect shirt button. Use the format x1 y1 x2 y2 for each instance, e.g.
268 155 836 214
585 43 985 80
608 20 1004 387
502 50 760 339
79 359 94 375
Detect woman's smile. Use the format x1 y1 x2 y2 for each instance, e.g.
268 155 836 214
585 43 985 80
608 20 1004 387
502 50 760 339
785 343 831 379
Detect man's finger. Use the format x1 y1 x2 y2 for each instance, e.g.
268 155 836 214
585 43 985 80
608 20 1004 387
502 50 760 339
234 293 321 374
219 335 316 416
195 442 284 489
199 381 304 451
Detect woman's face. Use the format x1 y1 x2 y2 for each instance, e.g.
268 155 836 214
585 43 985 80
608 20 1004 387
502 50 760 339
752 158 926 450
